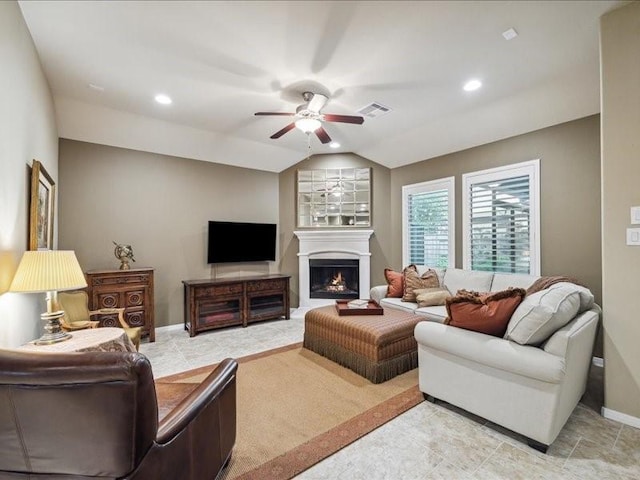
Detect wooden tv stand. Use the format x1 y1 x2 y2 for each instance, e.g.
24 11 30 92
182 274 290 337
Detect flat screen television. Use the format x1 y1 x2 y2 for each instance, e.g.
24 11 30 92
207 220 277 264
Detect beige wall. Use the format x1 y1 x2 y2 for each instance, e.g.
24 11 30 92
62 114 601 326
600 1 640 420
278 154 391 307
58 139 279 328
0 1 59 348
389 115 602 304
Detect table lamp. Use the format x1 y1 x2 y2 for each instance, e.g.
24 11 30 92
9 250 88 345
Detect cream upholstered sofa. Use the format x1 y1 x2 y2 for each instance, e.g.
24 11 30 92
370 267 600 452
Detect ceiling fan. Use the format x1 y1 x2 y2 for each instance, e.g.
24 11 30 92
254 91 364 144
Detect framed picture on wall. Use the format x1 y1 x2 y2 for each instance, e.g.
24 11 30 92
29 159 55 250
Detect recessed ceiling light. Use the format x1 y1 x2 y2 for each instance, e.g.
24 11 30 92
329 142 340 149
463 79 482 92
154 94 172 105
502 27 518 41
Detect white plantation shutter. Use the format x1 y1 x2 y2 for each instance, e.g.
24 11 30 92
463 160 540 275
402 178 454 268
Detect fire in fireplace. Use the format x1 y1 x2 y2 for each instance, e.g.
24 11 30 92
309 259 359 299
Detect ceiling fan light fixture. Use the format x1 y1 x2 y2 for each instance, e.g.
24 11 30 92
295 118 322 133
154 93 172 105
463 79 482 92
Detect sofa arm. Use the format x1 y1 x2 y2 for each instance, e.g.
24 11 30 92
157 358 238 444
370 285 388 303
414 322 565 384
543 307 600 358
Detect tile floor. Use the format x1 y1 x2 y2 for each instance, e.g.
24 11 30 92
140 313 640 480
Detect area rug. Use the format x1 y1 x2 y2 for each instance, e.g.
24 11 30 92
155 342 423 480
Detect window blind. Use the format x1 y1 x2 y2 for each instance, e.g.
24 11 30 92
468 175 531 274
407 188 450 267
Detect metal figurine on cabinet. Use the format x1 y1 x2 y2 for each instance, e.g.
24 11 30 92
113 241 135 270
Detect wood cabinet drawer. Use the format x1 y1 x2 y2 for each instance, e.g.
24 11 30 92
247 279 286 292
88 273 151 287
194 283 243 298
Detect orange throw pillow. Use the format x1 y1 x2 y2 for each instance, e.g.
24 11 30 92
384 268 404 298
445 288 526 337
402 265 440 302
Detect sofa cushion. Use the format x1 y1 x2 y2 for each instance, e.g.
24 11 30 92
490 273 539 292
402 265 439 302
414 305 448 323
384 268 404 298
445 288 527 337
505 284 581 345
380 297 418 313
443 268 494 296
414 287 451 307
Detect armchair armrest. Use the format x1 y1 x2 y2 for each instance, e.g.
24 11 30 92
90 307 130 329
157 358 238 444
61 320 100 330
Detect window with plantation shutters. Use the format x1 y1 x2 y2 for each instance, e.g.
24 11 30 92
402 177 454 268
462 160 540 275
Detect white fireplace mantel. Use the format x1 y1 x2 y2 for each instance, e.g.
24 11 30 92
294 230 374 308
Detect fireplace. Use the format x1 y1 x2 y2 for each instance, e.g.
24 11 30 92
309 259 359 299
294 230 373 308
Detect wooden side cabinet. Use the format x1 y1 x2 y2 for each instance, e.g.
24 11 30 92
183 274 290 337
85 268 155 342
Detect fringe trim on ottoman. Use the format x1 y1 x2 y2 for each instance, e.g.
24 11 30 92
303 333 418 384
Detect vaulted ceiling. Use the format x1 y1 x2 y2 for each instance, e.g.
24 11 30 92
19 1 623 172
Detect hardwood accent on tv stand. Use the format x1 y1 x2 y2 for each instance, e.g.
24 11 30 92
85 268 155 342
182 274 290 337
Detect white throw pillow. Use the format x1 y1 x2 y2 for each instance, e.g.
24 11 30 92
552 282 595 313
505 285 581 345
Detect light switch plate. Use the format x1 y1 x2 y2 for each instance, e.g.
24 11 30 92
631 206 640 225
626 228 640 245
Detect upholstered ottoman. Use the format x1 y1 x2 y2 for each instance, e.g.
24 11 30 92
303 305 424 383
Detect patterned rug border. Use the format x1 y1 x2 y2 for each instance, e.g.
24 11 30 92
234 384 423 480
155 342 303 383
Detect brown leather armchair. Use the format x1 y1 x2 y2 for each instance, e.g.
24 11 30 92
0 349 237 479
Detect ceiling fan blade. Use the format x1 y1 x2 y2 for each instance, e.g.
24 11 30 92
270 123 296 139
307 93 328 113
322 114 364 125
315 126 332 144
255 112 295 116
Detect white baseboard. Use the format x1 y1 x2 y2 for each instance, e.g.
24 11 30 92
602 407 640 429
590 357 640 429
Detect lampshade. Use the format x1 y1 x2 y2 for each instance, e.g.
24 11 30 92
295 118 321 134
9 250 87 293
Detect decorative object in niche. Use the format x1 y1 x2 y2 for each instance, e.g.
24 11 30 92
113 241 135 270
297 167 371 227
29 160 55 251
